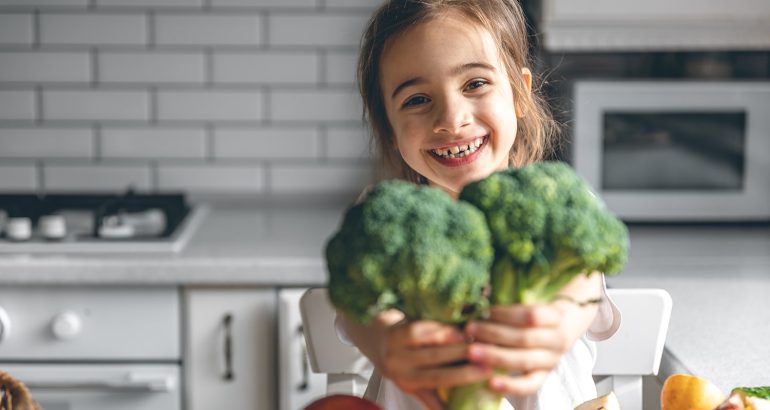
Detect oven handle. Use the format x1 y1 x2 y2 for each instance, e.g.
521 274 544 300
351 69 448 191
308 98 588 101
23 372 175 392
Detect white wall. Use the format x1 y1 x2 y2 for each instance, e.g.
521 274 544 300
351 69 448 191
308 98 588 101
0 0 380 195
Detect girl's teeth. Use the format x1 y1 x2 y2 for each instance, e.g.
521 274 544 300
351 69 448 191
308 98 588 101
432 137 485 159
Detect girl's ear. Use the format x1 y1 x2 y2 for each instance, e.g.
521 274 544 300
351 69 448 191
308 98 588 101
521 67 532 93
516 67 533 118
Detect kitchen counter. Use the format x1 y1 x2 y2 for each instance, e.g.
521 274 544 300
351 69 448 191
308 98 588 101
0 204 346 286
0 204 768 393
607 224 770 393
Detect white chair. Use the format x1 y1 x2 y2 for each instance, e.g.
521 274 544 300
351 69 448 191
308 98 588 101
300 288 671 410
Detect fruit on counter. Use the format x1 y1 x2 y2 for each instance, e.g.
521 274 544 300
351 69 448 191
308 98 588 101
304 394 382 410
714 387 770 410
661 374 727 410
574 391 620 410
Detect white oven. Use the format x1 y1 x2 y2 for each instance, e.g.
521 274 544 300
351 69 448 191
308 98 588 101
573 81 770 221
0 286 181 410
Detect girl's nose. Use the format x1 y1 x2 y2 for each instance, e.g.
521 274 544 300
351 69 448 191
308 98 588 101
432 98 472 135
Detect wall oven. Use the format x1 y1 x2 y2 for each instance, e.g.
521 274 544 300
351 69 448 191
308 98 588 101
0 286 181 410
573 81 770 221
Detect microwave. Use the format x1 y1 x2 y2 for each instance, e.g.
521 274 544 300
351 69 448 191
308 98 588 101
573 81 770 222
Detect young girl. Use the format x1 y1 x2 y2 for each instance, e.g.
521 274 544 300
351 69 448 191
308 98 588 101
336 1 621 409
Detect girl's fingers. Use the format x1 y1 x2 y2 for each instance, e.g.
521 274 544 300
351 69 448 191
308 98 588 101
467 343 560 373
403 363 492 391
393 321 465 348
391 344 469 369
465 321 568 352
488 370 551 396
414 390 445 410
488 304 561 327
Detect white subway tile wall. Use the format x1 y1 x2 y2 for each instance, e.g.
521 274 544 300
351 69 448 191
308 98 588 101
0 0 381 194
0 90 35 120
0 164 37 190
0 14 33 45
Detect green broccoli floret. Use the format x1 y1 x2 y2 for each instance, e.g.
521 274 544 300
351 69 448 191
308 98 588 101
325 180 494 324
459 161 629 305
732 386 770 400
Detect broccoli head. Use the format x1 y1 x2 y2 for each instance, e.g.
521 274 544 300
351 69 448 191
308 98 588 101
326 180 494 324
459 161 629 305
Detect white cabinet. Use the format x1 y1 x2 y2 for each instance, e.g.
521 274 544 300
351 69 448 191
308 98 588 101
542 0 770 51
278 288 327 410
184 288 276 410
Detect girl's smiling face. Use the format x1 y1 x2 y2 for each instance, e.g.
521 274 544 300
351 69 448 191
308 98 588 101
379 11 530 198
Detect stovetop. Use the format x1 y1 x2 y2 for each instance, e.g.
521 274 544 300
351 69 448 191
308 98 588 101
0 191 207 253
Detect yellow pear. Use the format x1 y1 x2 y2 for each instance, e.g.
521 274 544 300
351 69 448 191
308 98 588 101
661 374 727 410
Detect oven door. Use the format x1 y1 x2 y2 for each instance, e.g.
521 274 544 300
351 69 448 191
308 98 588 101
573 81 770 221
1 364 181 410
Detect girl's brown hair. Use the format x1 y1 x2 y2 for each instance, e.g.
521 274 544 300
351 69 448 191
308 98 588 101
358 0 559 183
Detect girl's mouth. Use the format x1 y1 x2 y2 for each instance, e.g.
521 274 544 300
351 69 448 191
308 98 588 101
428 135 488 167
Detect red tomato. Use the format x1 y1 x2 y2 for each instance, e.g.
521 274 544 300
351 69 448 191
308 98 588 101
304 394 381 410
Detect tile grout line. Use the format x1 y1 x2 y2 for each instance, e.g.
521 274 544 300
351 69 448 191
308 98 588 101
263 160 272 195
147 10 155 50
318 49 327 86
150 159 159 192
93 123 102 163
36 160 45 194
205 47 214 85
32 9 41 48
90 47 99 85
319 123 328 162
261 11 269 49
149 85 158 124
205 123 215 162
34 85 43 124
262 86 271 124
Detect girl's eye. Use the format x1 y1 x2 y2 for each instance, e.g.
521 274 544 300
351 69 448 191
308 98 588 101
403 95 430 108
466 79 488 90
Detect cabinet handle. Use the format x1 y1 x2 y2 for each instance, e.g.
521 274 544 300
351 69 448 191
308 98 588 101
222 313 234 382
24 372 176 392
297 324 309 392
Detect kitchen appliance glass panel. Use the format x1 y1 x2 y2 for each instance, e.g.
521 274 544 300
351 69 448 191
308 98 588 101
602 111 746 190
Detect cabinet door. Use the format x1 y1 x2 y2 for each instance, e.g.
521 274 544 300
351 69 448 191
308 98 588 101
184 288 276 410
278 288 326 410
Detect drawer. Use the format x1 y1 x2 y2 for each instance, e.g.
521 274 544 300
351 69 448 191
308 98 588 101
0 286 180 360
1 363 181 410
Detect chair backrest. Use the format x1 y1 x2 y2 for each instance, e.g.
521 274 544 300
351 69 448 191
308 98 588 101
299 289 372 396
299 287 672 410
594 288 672 377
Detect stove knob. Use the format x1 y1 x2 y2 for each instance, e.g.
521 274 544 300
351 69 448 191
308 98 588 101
51 311 82 340
6 217 32 241
38 214 67 240
0 306 10 343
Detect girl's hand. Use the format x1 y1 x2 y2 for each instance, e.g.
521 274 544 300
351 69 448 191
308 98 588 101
377 319 492 409
463 301 588 396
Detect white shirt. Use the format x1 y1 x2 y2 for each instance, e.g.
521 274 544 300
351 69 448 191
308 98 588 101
335 275 621 410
